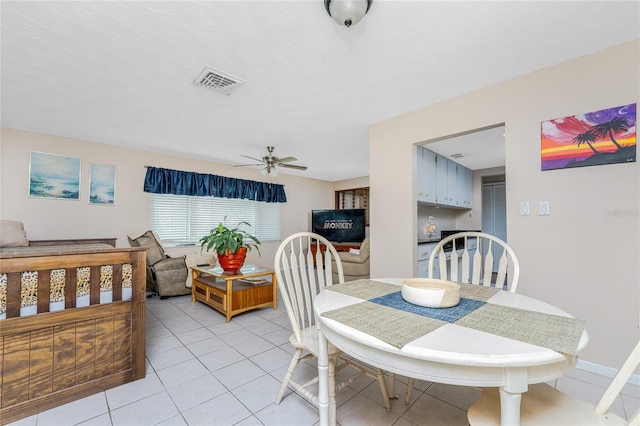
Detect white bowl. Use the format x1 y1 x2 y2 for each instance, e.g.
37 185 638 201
401 279 461 308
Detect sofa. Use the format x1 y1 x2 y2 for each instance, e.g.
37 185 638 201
332 237 370 282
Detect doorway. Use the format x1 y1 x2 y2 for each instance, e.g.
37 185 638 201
481 177 507 272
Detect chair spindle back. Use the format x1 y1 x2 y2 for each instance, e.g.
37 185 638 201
275 232 344 344
429 231 520 293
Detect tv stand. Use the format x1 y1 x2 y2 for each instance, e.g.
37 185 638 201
329 242 361 252
310 242 361 265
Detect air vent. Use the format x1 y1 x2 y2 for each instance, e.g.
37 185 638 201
192 66 244 95
451 153 467 159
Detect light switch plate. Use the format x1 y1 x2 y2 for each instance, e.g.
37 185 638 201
539 201 550 215
519 201 530 216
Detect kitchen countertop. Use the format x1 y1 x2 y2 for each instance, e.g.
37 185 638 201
418 238 441 244
418 230 481 245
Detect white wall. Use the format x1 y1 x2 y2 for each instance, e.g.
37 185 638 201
0 128 334 268
370 40 639 367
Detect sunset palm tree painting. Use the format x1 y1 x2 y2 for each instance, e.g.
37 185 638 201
541 103 636 171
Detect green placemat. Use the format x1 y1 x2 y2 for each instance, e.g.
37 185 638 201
456 304 585 355
322 301 446 349
459 283 500 301
327 279 400 300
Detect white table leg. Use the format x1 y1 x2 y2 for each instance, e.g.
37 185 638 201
318 328 330 426
500 367 527 426
328 354 336 425
499 387 522 426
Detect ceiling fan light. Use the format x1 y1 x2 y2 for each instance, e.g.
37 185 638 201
269 167 278 177
325 0 371 27
261 167 268 176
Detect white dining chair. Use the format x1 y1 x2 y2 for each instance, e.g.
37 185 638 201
429 231 520 293
406 231 520 404
274 232 392 410
467 340 640 425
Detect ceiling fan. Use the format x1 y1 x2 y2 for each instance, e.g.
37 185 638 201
236 146 307 176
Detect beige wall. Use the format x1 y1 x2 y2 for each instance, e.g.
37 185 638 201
333 176 369 193
370 40 639 367
0 128 334 267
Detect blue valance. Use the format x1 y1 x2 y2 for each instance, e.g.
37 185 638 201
143 167 287 203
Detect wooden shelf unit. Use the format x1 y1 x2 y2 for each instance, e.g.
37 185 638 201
335 187 369 225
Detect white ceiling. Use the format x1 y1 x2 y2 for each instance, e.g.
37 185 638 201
423 125 505 171
2 1 638 181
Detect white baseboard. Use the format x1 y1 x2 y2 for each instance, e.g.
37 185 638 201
577 359 640 387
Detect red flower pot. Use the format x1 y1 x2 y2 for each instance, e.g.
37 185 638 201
217 247 247 275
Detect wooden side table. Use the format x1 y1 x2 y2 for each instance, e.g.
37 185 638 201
190 265 277 322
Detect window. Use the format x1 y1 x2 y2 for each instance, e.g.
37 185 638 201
150 193 280 245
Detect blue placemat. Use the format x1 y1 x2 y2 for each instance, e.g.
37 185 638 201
370 291 486 322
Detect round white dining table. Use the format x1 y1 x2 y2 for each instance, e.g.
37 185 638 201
314 278 589 426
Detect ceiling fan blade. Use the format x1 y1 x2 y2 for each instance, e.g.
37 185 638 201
279 163 307 170
277 156 298 163
234 163 263 167
240 154 265 163
239 148 306 171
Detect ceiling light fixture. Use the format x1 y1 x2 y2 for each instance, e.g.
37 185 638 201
261 165 278 177
324 0 372 27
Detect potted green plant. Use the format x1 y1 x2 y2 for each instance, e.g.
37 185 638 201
199 219 261 274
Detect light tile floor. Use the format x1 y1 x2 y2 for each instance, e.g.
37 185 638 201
8 294 639 426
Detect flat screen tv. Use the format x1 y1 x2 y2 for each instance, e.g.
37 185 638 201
311 209 366 243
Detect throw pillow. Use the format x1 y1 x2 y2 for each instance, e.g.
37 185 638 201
0 220 29 247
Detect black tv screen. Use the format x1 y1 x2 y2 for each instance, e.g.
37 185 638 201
311 209 366 243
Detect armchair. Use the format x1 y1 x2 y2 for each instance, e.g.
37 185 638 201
127 230 190 298
332 237 370 282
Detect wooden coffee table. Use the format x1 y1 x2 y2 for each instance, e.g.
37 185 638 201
190 265 277 322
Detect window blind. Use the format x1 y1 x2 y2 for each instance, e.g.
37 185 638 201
150 193 280 245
